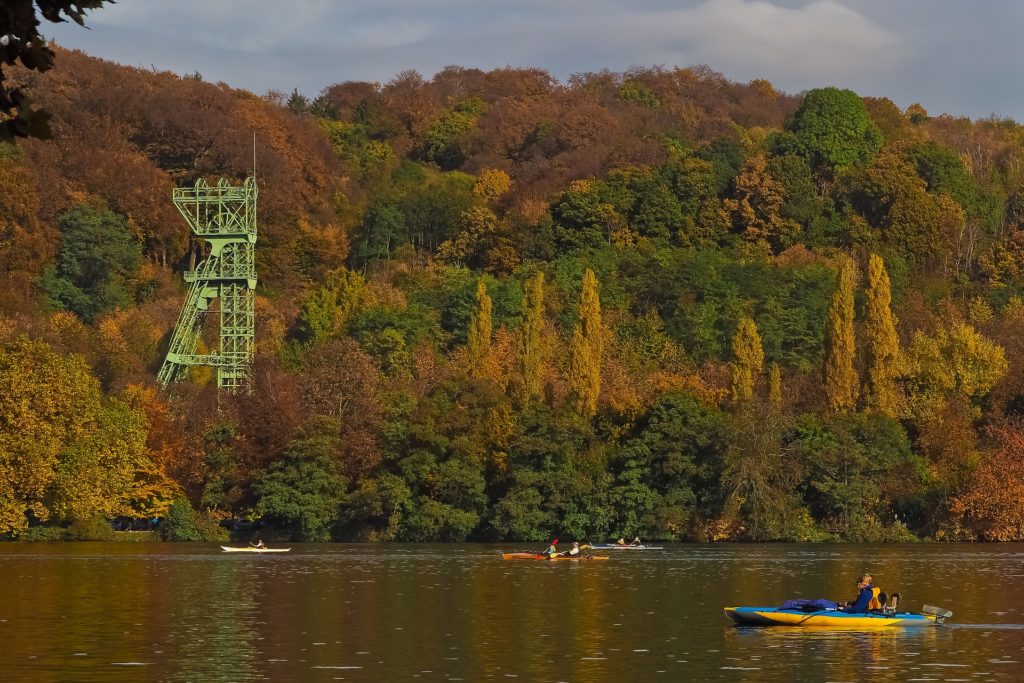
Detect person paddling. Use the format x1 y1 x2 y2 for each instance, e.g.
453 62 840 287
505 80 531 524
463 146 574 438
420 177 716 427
841 574 882 613
544 539 559 558
250 539 266 549
560 541 581 557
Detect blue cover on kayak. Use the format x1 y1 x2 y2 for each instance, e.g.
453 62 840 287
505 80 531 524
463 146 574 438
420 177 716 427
779 599 838 612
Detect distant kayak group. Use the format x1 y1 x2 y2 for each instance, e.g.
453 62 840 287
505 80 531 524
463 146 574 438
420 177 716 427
501 537 662 561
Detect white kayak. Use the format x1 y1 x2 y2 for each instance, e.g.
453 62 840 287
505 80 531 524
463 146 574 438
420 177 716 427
589 544 664 550
220 546 291 553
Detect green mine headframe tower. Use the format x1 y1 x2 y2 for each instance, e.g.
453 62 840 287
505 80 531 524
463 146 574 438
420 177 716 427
158 177 258 392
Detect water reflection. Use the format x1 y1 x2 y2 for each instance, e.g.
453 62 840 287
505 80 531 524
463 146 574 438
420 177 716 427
1 543 1024 681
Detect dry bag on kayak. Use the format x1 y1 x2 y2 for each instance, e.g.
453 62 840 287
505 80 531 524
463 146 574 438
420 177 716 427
778 599 839 612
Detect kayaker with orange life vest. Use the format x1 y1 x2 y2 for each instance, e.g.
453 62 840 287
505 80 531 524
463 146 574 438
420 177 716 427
841 574 882 613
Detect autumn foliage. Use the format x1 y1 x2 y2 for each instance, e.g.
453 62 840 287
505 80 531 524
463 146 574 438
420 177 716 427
2 50 1024 541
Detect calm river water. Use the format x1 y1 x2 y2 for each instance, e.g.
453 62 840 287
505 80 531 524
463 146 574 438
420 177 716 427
1 543 1023 681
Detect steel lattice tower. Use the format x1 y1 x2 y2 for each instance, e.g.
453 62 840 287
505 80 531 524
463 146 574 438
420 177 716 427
158 177 257 392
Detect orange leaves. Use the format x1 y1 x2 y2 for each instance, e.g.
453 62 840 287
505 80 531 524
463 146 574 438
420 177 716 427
949 424 1024 541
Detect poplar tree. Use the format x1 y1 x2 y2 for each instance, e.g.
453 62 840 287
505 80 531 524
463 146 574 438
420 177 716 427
730 316 764 402
768 363 783 407
467 278 493 377
863 254 901 417
519 272 545 398
569 269 603 417
824 257 859 412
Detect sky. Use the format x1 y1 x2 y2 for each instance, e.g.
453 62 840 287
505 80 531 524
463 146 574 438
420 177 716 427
44 0 1024 121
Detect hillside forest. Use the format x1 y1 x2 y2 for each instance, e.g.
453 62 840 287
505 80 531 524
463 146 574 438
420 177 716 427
2 48 1024 543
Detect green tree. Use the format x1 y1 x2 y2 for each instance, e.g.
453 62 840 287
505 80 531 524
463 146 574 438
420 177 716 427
355 200 407 263
40 203 143 322
696 137 746 196
611 391 730 539
343 472 411 541
730 316 764 403
839 148 965 264
569 269 603 417
906 141 997 228
551 180 622 251
421 97 487 170
863 254 901 417
767 153 825 236
295 268 366 344
723 405 812 540
824 257 858 412
784 87 883 172
254 419 349 542
789 413 916 541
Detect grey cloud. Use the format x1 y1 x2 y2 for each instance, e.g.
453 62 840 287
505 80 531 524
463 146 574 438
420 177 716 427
44 0 1024 120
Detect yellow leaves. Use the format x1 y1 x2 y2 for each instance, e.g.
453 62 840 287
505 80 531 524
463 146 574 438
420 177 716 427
298 218 350 276
748 79 778 99
723 153 795 253
0 338 101 533
519 272 546 399
467 279 495 380
824 257 859 413
437 206 499 265
610 226 640 248
362 275 406 312
95 307 163 389
863 254 902 418
569 269 603 417
473 169 512 203
906 321 1007 417
968 297 994 326
0 338 172 535
567 179 594 194
730 316 764 403
905 102 928 124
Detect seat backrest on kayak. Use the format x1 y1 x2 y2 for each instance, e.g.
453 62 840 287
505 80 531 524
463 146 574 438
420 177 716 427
882 591 901 615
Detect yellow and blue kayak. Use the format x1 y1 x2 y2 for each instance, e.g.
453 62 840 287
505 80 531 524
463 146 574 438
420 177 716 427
724 606 947 627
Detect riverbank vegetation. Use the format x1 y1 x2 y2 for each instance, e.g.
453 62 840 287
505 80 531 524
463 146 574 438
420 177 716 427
3 48 1024 542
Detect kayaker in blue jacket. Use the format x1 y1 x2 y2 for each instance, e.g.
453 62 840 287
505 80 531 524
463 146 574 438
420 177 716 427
544 539 559 558
841 574 881 613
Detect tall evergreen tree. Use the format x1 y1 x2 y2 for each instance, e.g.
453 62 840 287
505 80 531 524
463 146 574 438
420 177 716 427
569 269 603 417
863 254 901 417
519 272 545 399
467 279 493 377
730 316 765 402
824 257 859 412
